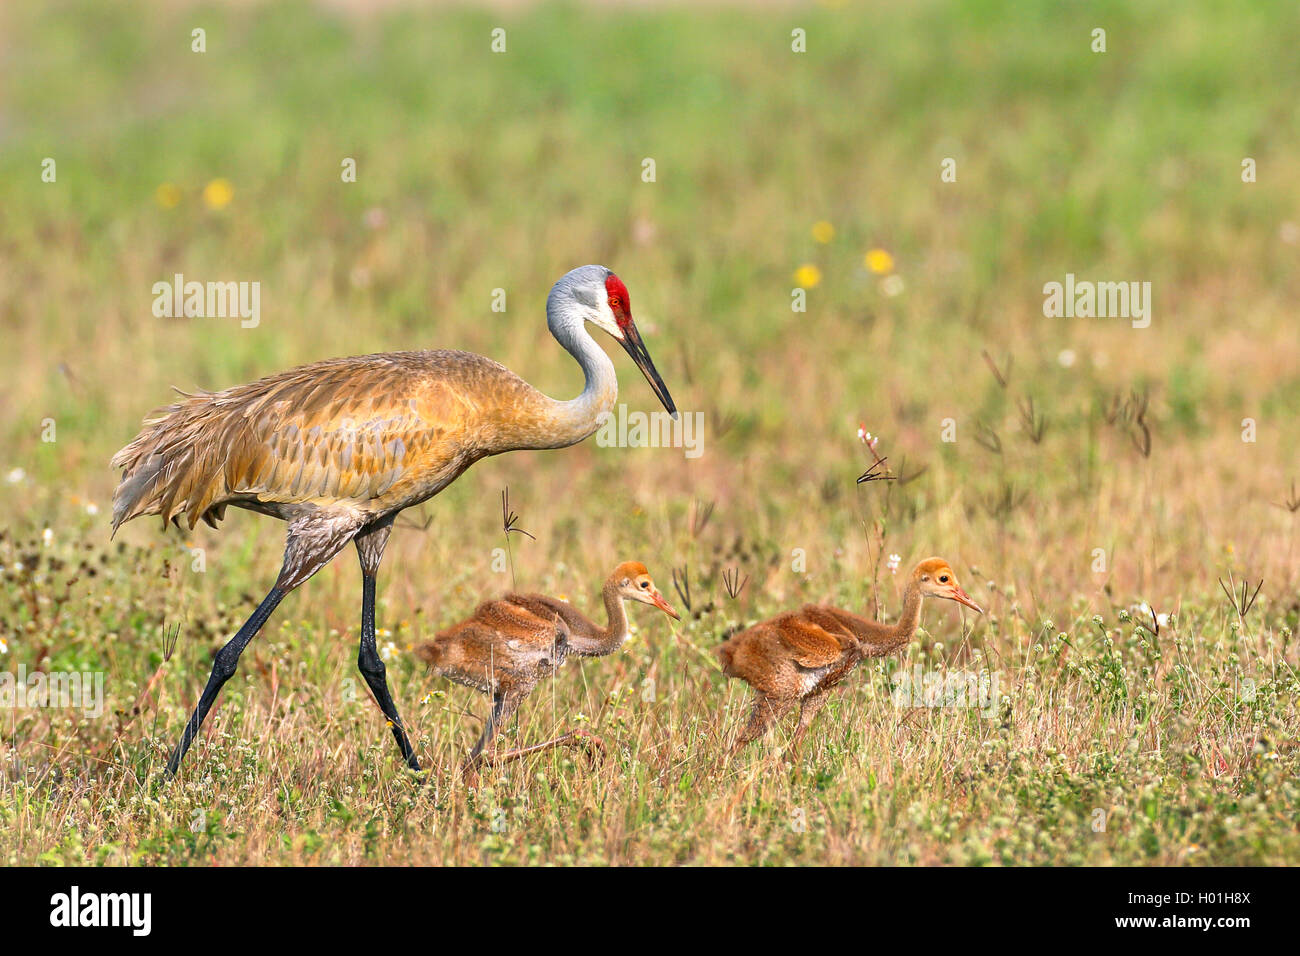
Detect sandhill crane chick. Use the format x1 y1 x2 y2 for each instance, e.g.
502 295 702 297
717 558 981 756
419 562 677 782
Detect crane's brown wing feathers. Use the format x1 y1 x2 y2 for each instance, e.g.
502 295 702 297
418 598 565 692
500 593 594 638
111 351 534 531
464 597 566 651
773 610 855 668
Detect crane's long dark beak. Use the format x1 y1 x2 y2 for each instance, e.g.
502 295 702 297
619 319 677 418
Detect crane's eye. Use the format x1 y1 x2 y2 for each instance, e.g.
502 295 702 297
609 296 621 310
939 575 950 583
639 580 650 589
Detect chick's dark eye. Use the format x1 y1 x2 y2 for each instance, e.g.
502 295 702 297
639 581 649 589
940 575 949 583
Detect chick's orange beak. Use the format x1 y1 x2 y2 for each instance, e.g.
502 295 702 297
650 588 680 620
950 585 983 614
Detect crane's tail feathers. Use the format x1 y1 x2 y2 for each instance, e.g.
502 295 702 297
170 385 214 399
110 396 234 534
415 636 475 674
110 452 167 534
716 621 759 678
716 642 736 677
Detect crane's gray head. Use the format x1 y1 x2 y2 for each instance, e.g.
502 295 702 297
548 264 677 417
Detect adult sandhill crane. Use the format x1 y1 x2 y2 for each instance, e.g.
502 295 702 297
417 561 677 782
717 558 981 756
111 265 676 777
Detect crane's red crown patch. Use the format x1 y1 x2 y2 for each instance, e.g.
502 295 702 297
605 273 632 327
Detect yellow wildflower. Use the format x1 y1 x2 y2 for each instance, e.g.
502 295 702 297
865 248 895 274
203 178 234 210
794 264 822 288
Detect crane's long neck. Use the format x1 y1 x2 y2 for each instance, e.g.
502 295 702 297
529 307 618 450
862 580 924 656
893 581 925 641
572 581 630 657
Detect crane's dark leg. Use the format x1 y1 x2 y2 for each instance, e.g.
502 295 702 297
787 689 830 759
462 689 522 785
460 687 601 785
466 690 515 765
729 693 795 756
166 512 363 777
354 518 420 771
165 585 286 776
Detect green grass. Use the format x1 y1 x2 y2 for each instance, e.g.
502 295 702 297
0 0 1298 865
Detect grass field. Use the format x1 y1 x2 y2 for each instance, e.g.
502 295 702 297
1 0 1298 865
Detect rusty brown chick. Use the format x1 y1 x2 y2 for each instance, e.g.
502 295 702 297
717 557 981 756
418 561 677 782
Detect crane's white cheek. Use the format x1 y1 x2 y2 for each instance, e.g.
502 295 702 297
589 302 624 340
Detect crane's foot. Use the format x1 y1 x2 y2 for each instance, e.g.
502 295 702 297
462 731 606 784
554 729 606 767
728 738 753 759
498 730 606 767
460 761 482 790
